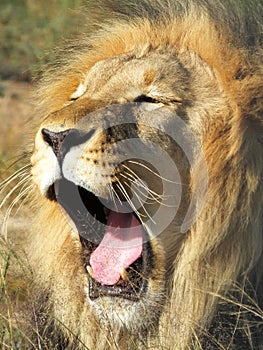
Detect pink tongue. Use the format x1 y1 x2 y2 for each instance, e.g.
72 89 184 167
90 211 143 285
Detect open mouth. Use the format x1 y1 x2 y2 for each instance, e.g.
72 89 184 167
48 179 152 301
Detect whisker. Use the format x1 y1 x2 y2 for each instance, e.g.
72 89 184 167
122 180 156 225
121 170 176 208
132 181 178 209
124 161 180 184
0 164 31 192
114 181 146 223
2 183 33 239
0 175 31 209
107 185 122 211
114 181 134 209
120 170 160 198
121 171 164 201
119 172 153 200
124 179 159 207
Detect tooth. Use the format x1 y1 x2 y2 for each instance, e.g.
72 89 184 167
86 265 94 278
120 268 129 281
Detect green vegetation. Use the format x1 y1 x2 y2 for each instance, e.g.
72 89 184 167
0 0 86 80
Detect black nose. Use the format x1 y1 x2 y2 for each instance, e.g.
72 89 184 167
41 128 95 158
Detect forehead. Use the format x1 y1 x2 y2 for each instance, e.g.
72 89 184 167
72 48 190 101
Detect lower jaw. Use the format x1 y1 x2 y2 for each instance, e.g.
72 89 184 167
85 285 165 335
85 287 139 328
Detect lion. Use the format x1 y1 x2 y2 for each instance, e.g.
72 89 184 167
2 0 263 349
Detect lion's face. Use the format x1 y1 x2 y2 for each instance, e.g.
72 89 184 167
30 46 225 330
28 34 258 340
31 47 220 329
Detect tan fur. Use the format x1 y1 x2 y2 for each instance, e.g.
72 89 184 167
6 0 263 349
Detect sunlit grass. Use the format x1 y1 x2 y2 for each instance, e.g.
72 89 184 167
0 238 32 349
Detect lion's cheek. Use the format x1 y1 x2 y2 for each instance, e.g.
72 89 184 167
62 148 114 198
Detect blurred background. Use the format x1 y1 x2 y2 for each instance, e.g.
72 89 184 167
0 0 86 81
0 0 86 174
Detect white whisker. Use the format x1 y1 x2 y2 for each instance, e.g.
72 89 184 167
2 183 33 239
124 161 179 184
122 180 156 225
121 170 175 206
0 164 31 193
0 175 31 209
108 185 122 211
120 171 164 201
114 181 146 223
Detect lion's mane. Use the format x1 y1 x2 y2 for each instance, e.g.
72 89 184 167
14 0 263 349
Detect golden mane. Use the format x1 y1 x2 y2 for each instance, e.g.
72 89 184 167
4 0 263 349
36 0 263 115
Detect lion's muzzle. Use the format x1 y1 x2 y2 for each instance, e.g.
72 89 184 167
34 102 172 301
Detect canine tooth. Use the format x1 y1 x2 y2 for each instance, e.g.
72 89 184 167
86 265 94 278
120 268 129 281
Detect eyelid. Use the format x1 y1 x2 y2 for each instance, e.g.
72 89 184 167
134 94 182 105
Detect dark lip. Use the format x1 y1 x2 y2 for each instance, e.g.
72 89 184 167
48 178 153 301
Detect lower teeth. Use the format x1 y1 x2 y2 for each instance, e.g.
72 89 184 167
120 268 129 281
86 265 94 278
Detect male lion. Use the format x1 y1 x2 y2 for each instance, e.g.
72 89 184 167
3 0 263 349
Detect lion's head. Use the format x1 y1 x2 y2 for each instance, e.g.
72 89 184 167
9 0 263 348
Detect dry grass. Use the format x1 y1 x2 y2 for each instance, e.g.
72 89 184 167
0 2 86 347
0 223 32 349
0 80 33 349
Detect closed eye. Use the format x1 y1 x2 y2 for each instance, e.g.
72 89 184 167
134 94 182 105
134 95 159 103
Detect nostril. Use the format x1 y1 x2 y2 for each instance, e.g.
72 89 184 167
41 128 72 157
41 128 96 158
